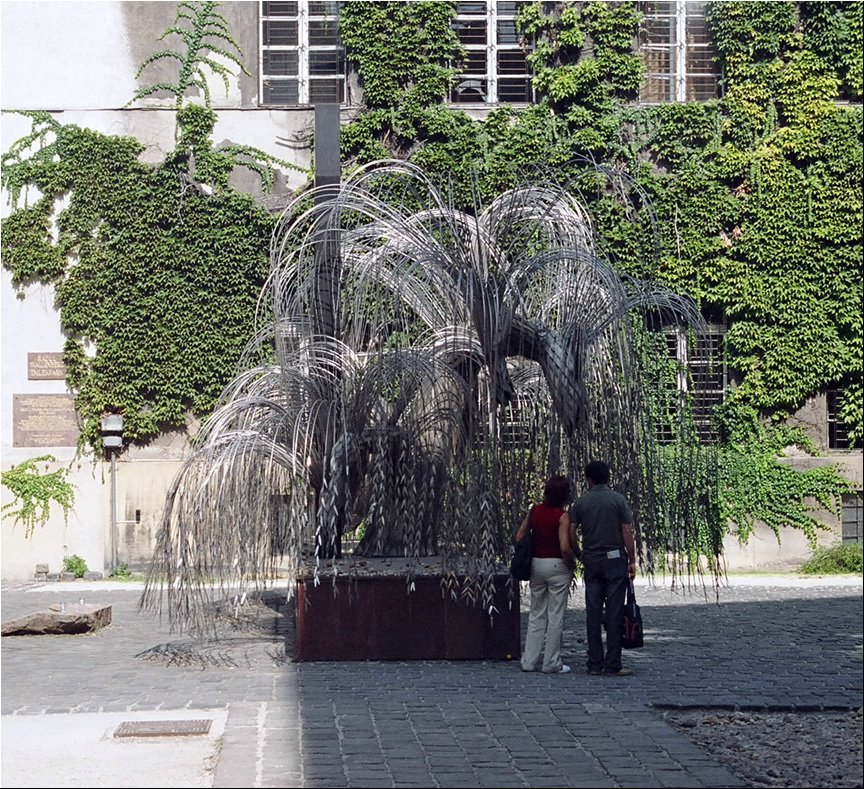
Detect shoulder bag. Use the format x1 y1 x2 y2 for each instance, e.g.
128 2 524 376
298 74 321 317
621 579 644 649
509 507 534 581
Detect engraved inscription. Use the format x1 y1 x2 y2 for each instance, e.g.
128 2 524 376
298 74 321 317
27 352 67 380
13 394 80 447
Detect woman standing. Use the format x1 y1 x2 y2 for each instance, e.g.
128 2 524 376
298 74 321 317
515 475 576 674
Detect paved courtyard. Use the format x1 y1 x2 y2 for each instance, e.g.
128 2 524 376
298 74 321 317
1 576 861 788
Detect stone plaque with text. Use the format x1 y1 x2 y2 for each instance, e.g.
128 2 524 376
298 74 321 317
13 394 80 447
27 353 67 380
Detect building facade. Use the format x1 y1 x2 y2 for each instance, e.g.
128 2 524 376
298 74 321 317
1 1 861 579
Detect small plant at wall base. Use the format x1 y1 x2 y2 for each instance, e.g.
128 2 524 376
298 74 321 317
1 456 75 538
110 562 134 580
798 542 863 575
63 554 89 578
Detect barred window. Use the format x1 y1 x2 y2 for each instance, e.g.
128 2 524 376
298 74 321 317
260 1 345 106
450 1 534 105
827 388 852 449
658 324 726 443
639 1 720 103
841 492 863 543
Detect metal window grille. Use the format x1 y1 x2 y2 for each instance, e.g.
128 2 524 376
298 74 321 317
658 324 725 443
639 0 720 103
450 1 533 105
827 388 852 449
501 398 534 450
841 492 863 543
260 0 345 106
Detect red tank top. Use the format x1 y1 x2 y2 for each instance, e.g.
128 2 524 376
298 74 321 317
530 504 565 559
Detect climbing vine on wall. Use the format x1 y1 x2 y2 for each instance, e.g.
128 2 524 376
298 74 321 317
519 0 644 113
340 0 862 448
131 0 249 111
1 456 75 538
339 0 495 199
1 108 277 449
715 401 854 547
1 0 292 451
336 0 861 548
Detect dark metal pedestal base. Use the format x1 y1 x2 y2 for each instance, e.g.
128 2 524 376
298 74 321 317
296 575 520 661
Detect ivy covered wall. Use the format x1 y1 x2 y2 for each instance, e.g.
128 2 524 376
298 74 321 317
0 2 294 451
336 0 864 548
2 107 276 449
340 0 863 451
1 0 860 558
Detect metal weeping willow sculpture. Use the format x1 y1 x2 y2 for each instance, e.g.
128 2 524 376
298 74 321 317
142 160 721 635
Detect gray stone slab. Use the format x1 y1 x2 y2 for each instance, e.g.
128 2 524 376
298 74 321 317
1 602 111 635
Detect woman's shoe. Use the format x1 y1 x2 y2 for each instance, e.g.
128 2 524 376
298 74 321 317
542 664 571 674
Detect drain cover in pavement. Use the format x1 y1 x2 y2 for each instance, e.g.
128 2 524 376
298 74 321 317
114 719 212 738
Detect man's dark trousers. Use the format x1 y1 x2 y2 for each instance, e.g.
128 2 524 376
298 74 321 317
583 555 628 673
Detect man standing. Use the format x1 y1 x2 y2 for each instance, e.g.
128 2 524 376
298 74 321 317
570 460 637 677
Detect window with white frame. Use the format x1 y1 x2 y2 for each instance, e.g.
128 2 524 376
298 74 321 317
639 0 720 103
659 324 726 443
450 1 534 105
260 1 344 106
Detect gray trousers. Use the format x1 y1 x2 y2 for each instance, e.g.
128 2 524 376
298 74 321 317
521 557 571 673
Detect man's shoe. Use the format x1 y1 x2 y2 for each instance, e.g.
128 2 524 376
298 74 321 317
604 668 634 677
586 669 603 676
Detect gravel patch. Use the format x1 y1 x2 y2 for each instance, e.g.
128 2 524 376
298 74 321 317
664 707 864 788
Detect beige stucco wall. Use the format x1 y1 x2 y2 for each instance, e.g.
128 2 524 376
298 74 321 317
1 459 106 580
0 457 188 579
723 519 840 573
112 458 186 571
721 452 863 571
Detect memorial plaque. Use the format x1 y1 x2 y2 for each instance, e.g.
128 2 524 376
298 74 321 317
12 394 80 447
27 352 67 380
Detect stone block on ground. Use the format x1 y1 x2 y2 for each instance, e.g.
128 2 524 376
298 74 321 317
1 603 112 636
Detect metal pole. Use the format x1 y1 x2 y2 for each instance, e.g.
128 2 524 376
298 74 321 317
110 452 117 572
312 102 343 559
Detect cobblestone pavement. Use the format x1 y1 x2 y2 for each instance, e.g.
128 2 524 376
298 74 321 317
1 577 861 788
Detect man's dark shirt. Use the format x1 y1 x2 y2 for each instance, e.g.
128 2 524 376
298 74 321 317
571 484 634 563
